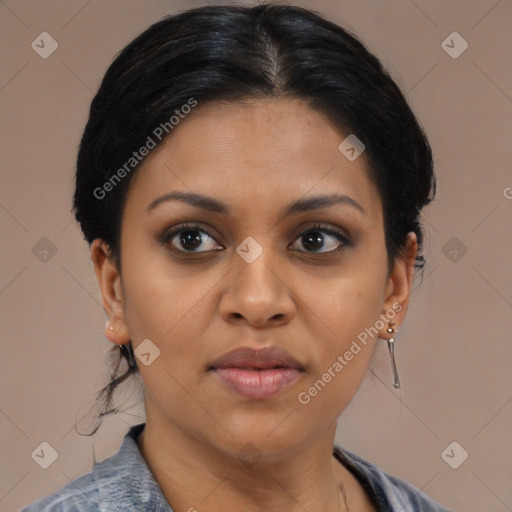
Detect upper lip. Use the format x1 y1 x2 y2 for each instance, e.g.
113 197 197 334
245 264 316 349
210 346 304 371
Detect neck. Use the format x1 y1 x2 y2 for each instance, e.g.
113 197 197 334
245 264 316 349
136 408 358 512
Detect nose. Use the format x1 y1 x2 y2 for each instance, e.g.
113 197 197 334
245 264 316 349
218 247 296 329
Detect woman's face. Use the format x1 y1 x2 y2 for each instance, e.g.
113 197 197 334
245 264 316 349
93 98 416 459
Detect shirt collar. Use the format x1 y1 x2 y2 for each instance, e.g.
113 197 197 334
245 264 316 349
93 423 174 511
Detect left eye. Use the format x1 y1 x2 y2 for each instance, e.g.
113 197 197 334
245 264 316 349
289 226 349 254
161 223 349 254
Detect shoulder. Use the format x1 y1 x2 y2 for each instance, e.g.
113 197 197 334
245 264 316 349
334 444 453 512
20 423 173 512
19 471 100 512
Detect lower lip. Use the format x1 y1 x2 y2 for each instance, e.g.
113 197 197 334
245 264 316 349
212 368 302 399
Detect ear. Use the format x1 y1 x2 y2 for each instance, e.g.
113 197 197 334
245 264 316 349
91 239 131 346
379 232 418 335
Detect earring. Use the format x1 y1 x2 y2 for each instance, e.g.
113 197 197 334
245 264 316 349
386 321 401 389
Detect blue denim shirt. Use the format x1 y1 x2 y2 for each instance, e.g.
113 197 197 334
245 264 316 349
21 423 451 512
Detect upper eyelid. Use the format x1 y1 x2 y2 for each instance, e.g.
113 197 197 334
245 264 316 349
160 222 221 244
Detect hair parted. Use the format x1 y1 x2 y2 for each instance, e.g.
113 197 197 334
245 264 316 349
72 3 435 435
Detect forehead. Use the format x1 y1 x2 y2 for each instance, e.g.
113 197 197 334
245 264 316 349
124 98 382 223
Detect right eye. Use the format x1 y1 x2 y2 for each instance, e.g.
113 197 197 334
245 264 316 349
160 223 224 253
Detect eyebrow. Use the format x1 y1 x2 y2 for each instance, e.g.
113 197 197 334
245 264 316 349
146 191 366 216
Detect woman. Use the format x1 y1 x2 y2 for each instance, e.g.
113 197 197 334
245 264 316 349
22 3 450 511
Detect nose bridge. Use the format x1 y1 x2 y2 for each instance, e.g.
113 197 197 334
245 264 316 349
219 234 295 325
234 234 283 298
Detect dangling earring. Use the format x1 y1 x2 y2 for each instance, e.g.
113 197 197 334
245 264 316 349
386 321 401 389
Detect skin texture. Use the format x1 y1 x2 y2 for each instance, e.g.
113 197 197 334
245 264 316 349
91 98 417 512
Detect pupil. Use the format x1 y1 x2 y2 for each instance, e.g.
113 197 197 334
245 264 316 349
303 231 323 251
181 230 202 250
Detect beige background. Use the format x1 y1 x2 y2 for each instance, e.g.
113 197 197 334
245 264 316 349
1 1 511 511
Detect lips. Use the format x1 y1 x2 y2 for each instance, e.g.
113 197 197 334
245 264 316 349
210 346 304 371
209 346 304 400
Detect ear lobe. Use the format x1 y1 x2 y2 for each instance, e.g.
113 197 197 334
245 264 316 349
380 232 418 331
91 239 131 346
105 318 131 346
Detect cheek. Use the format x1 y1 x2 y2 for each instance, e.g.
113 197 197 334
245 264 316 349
294 274 384 412
292 234 387 347
121 267 213 420
122 262 220 364
300 270 384 348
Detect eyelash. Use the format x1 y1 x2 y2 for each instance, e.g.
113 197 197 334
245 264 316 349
158 222 352 257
